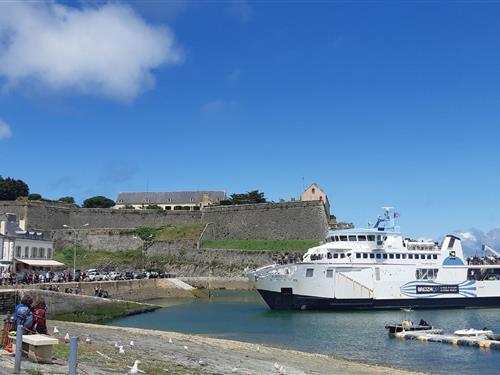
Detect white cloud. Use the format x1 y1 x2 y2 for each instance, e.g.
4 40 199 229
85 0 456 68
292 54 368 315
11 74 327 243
0 2 183 101
202 99 227 114
0 120 12 139
455 227 500 256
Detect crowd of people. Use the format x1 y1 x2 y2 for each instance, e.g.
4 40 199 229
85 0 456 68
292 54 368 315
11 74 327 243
0 270 86 286
466 255 500 265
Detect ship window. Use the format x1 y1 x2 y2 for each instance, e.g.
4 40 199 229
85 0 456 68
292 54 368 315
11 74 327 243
409 254 413 259
402 254 407 259
306 269 314 277
370 253 375 259
433 254 437 259
358 235 367 241
333 253 338 259
363 253 368 259
326 269 333 278
414 254 419 259
376 253 382 259
375 267 381 281
395 254 401 259
348 235 356 241
448 237 455 249
340 253 345 258
383 254 388 259
339 235 347 241
389 254 394 259
427 254 432 260
335 235 340 241
327 252 332 259
356 253 361 259
367 235 376 241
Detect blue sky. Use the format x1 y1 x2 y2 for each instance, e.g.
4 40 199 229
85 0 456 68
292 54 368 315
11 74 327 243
0 1 499 241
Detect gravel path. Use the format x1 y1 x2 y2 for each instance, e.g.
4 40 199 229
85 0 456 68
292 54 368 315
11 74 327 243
0 320 427 375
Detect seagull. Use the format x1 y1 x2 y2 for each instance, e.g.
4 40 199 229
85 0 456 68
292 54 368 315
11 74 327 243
53 326 59 334
119 346 125 355
85 337 91 344
198 359 207 366
279 365 286 375
231 368 239 373
257 346 260 352
129 360 141 374
274 362 280 370
130 340 135 346
168 338 173 344
64 333 70 342
114 342 119 348
183 345 189 350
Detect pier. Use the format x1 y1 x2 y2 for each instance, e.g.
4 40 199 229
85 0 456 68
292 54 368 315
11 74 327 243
394 330 500 350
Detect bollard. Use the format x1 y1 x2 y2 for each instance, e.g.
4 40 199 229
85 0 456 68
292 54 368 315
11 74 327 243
68 336 78 375
13 325 23 374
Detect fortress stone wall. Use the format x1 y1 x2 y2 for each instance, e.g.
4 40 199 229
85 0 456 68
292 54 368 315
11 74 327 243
0 200 329 245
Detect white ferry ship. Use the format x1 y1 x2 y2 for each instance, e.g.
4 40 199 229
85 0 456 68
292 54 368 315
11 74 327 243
248 208 500 310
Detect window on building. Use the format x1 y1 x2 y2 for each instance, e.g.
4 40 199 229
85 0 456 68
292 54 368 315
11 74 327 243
326 269 333 278
31 247 37 257
306 269 314 277
24 247 29 257
312 188 316 194
358 235 367 241
40 248 45 258
15 246 21 258
47 248 52 258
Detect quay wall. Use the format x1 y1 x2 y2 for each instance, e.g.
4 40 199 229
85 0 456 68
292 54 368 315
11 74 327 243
180 277 254 290
0 201 328 242
0 279 194 302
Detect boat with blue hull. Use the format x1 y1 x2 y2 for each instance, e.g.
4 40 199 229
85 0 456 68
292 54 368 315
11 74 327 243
248 208 500 310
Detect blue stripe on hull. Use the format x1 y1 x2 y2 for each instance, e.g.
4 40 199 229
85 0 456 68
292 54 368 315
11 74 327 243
257 289 500 310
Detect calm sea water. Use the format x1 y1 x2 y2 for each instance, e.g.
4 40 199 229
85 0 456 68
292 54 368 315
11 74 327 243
109 291 500 374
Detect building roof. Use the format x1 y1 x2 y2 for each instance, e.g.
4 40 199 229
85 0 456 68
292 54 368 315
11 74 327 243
116 191 227 205
0 213 49 241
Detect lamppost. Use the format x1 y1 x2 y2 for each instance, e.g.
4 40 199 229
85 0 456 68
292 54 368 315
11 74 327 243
63 223 89 278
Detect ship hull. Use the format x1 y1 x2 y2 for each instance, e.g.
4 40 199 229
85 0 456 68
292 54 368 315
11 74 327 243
257 289 500 310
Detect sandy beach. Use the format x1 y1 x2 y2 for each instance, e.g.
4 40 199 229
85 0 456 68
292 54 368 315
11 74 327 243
0 319 427 374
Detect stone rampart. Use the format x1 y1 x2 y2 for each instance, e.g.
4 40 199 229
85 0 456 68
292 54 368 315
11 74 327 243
0 200 329 243
50 228 142 251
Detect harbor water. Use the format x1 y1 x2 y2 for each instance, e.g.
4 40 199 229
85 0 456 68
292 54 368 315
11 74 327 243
109 290 500 374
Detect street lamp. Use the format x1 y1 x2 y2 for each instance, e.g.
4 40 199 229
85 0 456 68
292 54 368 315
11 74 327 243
63 223 89 278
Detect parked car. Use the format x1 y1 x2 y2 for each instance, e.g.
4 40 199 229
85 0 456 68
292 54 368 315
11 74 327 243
108 271 122 280
87 271 106 282
123 272 134 280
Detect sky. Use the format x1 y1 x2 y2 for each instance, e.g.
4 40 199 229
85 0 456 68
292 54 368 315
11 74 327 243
0 1 499 246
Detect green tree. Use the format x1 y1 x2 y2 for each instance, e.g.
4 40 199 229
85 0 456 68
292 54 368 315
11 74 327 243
0 176 29 201
230 190 266 205
83 196 115 208
121 204 135 209
28 193 42 200
58 196 75 204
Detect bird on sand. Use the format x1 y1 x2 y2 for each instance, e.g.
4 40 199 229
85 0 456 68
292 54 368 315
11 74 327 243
168 338 173 344
114 342 119 348
129 360 141 374
183 345 189 350
279 365 287 375
130 340 134 346
119 346 125 354
53 326 59 334
274 362 280 370
64 333 70 342
85 337 91 344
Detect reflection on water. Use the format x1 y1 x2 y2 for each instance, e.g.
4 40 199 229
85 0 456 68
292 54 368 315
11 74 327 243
110 290 500 374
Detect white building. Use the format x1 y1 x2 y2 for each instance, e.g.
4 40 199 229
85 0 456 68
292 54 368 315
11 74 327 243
0 213 64 272
115 191 227 210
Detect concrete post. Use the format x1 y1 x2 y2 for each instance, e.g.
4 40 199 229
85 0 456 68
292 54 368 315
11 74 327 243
68 336 78 375
14 325 23 374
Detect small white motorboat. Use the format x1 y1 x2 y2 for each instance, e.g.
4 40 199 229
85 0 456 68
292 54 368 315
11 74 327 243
453 328 493 338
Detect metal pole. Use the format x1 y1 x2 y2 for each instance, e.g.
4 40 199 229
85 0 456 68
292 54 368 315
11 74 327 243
14 325 23 373
68 336 78 375
73 229 77 278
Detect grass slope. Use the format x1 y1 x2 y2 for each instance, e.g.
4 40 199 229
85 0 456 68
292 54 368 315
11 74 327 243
154 223 205 241
201 239 319 251
53 248 141 270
